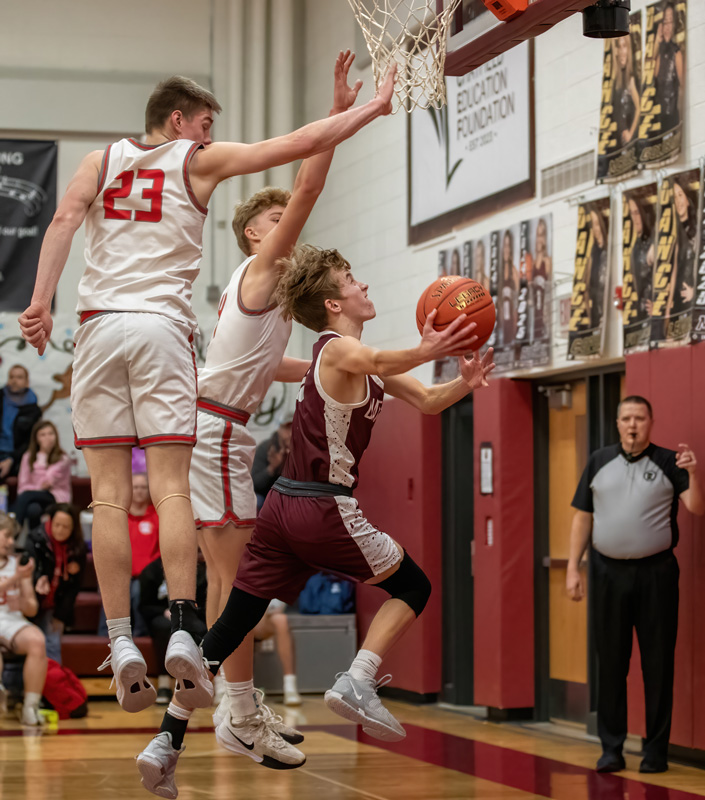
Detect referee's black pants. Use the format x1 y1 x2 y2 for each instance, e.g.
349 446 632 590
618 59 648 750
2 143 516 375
592 549 679 764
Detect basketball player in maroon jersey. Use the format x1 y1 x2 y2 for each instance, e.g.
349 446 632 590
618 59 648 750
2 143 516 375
139 245 493 791
18 68 396 717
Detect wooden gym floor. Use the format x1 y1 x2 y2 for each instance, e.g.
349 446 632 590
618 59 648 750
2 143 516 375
2 688 705 799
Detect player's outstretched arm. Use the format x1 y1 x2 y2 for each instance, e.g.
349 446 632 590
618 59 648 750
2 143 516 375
384 349 495 414
18 151 101 355
247 51 363 300
274 357 311 383
324 311 479 379
193 65 395 188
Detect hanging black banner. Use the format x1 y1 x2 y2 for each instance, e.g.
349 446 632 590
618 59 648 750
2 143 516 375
0 140 57 312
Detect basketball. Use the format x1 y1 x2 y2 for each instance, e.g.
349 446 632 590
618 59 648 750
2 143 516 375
416 276 496 350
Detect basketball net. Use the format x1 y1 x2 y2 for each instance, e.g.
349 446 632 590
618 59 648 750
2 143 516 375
347 0 462 113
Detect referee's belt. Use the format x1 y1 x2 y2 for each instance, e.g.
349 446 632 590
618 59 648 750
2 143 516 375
273 476 353 498
196 398 250 426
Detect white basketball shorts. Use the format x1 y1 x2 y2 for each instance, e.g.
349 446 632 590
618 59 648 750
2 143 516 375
71 311 197 448
0 612 32 648
190 399 257 529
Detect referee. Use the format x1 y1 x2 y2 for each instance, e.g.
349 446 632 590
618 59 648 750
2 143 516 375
566 395 704 774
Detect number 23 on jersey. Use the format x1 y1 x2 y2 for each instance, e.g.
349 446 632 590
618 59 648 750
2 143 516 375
104 169 165 222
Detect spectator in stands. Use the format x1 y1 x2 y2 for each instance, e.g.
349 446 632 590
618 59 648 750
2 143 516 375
253 599 302 706
14 420 72 529
251 419 293 511
0 511 47 726
27 503 86 663
139 556 207 704
97 472 159 637
0 365 42 480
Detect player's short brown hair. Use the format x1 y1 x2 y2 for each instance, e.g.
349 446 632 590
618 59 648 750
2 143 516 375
232 187 291 256
145 76 222 134
275 245 350 332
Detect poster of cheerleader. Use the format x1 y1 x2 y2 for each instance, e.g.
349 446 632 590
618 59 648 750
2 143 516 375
596 12 642 183
568 199 611 359
622 184 657 353
691 166 705 343
637 0 686 168
650 168 700 347
517 215 552 368
489 225 520 371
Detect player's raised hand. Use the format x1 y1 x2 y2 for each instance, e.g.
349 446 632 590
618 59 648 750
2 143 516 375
374 63 398 115
333 50 363 113
18 301 53 356
418 310 478 361
458 348 495 392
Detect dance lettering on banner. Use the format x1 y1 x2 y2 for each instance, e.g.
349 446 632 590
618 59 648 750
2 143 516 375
650 168 700 348
568 199 611 360
596 12 642 183
0 140 57 311
622 184 658 354
637 0 686 169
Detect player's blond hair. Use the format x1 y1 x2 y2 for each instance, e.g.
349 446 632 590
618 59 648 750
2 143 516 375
232 188 291 256
145 76 222 133
275 245 350 332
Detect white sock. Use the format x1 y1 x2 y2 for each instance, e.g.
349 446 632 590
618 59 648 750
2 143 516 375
167 701 193 721
348 649 382 683
226 679 257 717
24 691 41 711
106 617 132 641
158 675 171 690
283 674 298 694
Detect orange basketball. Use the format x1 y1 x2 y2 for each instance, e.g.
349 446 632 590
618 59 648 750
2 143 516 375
416 276 496 350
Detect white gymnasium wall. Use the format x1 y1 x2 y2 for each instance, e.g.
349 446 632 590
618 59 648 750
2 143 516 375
299 0 705 381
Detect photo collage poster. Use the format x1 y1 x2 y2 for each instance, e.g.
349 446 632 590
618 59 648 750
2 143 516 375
637 0 686 168
596 12 643 183
650 167 701 348
568 198 611 360
622 183 658 353
432 216 552 382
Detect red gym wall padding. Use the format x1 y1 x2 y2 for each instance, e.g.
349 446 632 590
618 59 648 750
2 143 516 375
355 398 443 695
625 347 705 751
473 379 535 709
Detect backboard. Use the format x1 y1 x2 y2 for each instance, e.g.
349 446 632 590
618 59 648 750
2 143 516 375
440 0 588 75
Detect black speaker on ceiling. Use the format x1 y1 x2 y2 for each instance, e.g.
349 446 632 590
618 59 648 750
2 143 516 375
582 0 631 39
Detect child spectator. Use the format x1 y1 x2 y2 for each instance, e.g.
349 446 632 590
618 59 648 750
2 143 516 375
0 511 47 726
14 420 72 529
27 503 86 663
139 556 207 704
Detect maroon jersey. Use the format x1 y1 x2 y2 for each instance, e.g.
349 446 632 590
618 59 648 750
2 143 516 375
284 332 384 490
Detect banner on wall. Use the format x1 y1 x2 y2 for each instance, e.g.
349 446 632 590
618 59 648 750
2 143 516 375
650 168 701 348
0 140 57 312
622 184 658 354
637 0 686 169
517 215 552 368
409 41 533 243
568 199 611 360
692 166 705 343
596 12 643 183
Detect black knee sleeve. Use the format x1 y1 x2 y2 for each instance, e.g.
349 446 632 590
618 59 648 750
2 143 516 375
376 552 431 617
201 587 270 674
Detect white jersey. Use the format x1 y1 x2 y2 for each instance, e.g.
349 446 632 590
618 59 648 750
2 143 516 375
77 138 208 330
198 256 292 414
0 555 26 626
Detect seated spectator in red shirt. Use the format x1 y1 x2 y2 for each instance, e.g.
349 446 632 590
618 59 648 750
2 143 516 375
27 503 86 664
98 472 159 638
14 420 72 530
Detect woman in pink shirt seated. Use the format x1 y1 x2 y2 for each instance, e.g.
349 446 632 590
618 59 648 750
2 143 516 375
14 420 72 529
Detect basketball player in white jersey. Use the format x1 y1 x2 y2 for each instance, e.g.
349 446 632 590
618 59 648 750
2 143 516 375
134 248 494 796
18 65 396 715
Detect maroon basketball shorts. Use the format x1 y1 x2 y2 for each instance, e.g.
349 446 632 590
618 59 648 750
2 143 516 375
234 489 401 603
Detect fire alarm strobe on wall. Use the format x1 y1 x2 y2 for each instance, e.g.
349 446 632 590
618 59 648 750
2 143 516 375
480 0 528 22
